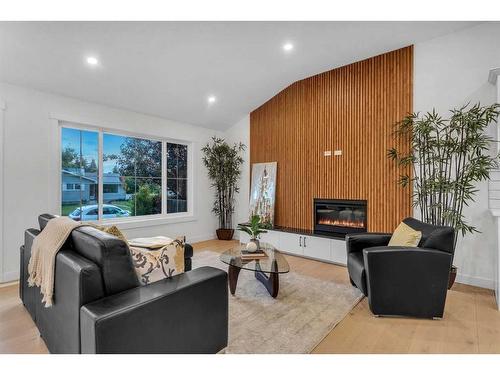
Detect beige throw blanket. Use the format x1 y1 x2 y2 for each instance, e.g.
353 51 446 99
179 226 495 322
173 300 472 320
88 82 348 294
28 216 81 307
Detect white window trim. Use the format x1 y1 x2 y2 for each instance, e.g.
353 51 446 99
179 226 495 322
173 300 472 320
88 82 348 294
50 113 197 229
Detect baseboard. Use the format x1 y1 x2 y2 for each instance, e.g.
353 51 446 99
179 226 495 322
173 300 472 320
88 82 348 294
188 233 217 244
455 273 494 290
1 269 20 283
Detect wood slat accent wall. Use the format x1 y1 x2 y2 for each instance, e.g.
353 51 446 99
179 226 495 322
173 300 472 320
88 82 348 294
250 46 413 233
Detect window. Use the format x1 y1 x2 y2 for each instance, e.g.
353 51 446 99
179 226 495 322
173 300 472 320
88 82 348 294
103 133 162 217
103 184 119 194
61 125 189 221
61 128 98 220
167 143 188 213
64 183 83 191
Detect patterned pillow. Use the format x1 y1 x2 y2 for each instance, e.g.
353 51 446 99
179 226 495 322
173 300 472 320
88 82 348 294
86 223 128 242
129 239 185 285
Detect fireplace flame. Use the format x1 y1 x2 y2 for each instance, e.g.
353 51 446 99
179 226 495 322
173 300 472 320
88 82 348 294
317 218 365 228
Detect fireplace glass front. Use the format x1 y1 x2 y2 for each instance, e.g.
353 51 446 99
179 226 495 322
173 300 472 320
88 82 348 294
313 199 367 237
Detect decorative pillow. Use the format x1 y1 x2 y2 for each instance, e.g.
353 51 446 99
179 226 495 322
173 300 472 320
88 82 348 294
86 223 128 242
129 239 185 285
388 221 422 247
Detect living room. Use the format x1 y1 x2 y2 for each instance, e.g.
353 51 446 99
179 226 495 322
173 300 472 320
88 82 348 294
1 0 500 371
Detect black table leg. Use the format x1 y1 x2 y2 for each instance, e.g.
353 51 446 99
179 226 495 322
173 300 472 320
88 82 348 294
254 260 280 298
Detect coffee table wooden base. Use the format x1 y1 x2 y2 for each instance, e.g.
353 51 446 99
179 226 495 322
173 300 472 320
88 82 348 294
228 264 241 295
227 260 280 298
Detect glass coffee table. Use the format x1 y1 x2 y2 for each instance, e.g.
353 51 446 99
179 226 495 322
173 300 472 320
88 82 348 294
219 242 290 298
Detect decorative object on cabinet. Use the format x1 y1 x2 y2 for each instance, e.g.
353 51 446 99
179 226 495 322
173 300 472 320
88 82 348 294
238 215 268 252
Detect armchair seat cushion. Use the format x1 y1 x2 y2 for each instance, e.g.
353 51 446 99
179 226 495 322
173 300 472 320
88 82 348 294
347 252 367 295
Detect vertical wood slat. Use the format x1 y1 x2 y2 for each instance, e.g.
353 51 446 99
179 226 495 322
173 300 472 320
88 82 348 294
250 46 413 233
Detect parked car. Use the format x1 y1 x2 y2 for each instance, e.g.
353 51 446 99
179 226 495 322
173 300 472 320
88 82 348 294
68 204 131 221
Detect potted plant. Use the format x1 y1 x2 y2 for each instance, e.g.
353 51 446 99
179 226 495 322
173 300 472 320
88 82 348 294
388 103 500 288
238 215 268 251
202 136 246 240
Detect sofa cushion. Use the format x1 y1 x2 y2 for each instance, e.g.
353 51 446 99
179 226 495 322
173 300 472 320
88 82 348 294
402 217 455 253
71 226 139 295
129 239 185 285
388 221 422 247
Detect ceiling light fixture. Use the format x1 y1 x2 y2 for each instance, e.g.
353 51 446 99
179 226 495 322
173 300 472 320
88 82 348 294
207 95 217 104
283 42 294 52
86 56 99 66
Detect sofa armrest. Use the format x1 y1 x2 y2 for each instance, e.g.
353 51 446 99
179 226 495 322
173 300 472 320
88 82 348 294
80 266 228 354
363 246 452 318
35 250 105 353
346 233 392 255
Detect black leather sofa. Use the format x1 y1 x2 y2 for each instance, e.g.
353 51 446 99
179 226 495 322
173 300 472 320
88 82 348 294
19 214 228 353
346 217 455 319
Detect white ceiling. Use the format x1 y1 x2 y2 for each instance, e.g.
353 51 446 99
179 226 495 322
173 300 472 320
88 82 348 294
0 21 478 130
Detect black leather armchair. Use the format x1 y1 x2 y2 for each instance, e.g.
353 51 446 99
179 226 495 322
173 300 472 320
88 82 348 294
20 214 228 353
346 217 455 319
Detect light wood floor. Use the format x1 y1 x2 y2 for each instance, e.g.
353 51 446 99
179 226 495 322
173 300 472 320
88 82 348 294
1 239 499 354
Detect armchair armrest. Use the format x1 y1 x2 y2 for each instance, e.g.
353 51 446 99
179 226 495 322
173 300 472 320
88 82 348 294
80 266 228 354
346 233 392 255
363 246 452 318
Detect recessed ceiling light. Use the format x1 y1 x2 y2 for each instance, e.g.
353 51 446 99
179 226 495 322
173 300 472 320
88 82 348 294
207 95 217 104
86 56 99 66
283 43 294 52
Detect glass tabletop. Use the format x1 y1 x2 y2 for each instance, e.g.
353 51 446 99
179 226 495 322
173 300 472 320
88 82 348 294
219 242 290 274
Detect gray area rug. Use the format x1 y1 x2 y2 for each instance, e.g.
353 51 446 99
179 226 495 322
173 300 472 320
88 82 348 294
192 251 363 353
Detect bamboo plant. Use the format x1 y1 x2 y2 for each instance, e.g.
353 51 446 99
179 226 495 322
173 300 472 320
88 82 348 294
388 103 500 246
202 137 246 230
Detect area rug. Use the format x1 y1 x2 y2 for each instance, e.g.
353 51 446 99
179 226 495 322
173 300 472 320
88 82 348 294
192 251 363 354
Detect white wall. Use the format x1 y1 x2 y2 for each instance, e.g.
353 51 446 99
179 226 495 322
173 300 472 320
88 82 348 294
0 82 221 282
414 22 500 289
224 115 251 238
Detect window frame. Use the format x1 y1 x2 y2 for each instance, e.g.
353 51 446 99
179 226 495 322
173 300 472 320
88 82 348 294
58 121 194 225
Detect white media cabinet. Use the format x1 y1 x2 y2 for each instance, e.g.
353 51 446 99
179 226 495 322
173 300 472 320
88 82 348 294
239 228 348 266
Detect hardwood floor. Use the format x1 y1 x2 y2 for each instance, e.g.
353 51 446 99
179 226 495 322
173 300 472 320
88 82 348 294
1 239 499 354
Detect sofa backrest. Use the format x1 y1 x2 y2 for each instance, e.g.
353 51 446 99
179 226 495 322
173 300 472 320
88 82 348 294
38 214 139 296
403 217 455 254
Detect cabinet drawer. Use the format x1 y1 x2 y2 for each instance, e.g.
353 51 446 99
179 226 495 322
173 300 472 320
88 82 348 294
331 238 347 265
279 232 303 256
259 230 280 248
302 235 331 261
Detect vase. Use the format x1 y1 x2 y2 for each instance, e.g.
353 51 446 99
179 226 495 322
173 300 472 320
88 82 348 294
246 238 260 252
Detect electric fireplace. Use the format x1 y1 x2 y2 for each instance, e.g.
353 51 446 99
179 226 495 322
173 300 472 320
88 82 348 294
314 199 367 237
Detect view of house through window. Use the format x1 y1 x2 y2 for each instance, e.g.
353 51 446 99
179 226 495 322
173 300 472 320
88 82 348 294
61 126 188 221
61 128 99 221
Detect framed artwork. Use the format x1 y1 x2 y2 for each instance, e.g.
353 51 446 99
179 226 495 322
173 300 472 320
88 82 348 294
249 162 277 227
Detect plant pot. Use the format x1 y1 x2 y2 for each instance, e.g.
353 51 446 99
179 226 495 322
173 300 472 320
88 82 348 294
448 265 457 289
216 228 234 241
